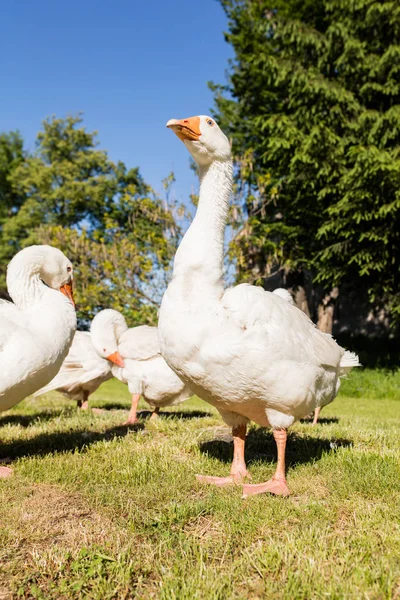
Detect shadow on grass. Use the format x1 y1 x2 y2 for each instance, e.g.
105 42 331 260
137 409 213 420
90 402 130 411
199 428 352 468
299 417 339 425
90 404 213 420
0 410 70 428
315 417 340 425
0 423 145 461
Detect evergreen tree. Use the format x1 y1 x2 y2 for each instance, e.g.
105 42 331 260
0 131 26 290
213 0 400 327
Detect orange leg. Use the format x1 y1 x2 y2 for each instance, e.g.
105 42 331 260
84 390 106 414
80 390 89 411
312 406 321 426
196 424 251 487
242 429 290 497
124 393 140 425
0 466 12 478
149 406 160 421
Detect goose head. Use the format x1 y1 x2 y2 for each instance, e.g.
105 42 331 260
166 115 231 167
7 245 75 307
90 309 126 367
40 247 74 305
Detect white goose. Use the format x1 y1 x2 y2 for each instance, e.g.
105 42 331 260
0 245 76 477
90 309 193 424
159 115 360 497
34 331 113 409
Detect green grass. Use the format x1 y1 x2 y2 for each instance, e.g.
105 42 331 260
0 369 399 599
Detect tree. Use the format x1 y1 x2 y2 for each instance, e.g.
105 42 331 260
37 222 168 326
0 115 181 324
213 0 400 330
0 132 26 290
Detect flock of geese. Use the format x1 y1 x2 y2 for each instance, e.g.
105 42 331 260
35 309 193 424
0 115 360 496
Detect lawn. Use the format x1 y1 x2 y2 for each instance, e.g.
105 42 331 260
0 369 399 599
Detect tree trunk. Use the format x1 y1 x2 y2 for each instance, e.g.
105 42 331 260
292 286 311 318
317 287 339 334
284 269 311 318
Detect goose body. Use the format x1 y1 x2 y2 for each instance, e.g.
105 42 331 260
159 115 359 496
34 331 113 408
161 268 353 427
0 245 76 476
91 310 193 424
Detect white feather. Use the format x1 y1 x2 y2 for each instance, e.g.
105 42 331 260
272 288 294 304
0 246 76 412
34 331 112 402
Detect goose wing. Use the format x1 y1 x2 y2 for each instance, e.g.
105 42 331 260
0 300 27 352
222 283 344 369
34 331 112 396
118 325 160 361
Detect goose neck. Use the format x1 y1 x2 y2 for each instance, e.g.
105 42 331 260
173 159 232 283
7 268 45 309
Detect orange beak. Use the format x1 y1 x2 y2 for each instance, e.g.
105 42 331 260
166 117 201 142
106 351 125 368
60 282 75 307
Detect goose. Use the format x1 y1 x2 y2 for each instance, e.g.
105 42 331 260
90 309 193 424
34 331 113 409
158 115 360 497
0 245 76 477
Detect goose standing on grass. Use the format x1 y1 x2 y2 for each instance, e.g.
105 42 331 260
90 309 193 424
34 331 113 409
0 245 76 478
159 115 360 497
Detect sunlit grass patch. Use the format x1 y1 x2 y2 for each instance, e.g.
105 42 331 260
0 371 399 599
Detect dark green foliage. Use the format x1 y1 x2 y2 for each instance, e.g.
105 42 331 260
214 0 400 320
0 131 26 288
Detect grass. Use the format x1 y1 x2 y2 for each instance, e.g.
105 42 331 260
0 369 399 599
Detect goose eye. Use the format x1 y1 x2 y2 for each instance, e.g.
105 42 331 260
67 266 72 272
103 348 106 352
207 119 214 126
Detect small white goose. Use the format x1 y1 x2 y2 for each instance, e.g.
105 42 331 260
34 331 113 409
90 309 193 424
0 245 76 477
159 115 360 497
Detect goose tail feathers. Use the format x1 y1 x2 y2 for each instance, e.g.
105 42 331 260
339 350 361 375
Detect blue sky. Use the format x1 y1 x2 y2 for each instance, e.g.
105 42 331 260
0 0 232 204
